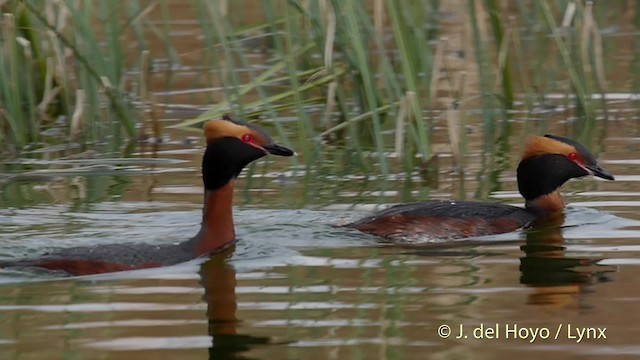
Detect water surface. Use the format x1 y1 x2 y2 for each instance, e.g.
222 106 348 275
2 125 640 359
3 2 640 359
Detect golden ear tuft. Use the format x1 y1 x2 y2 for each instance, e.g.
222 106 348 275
203 120 220 142
522 136 576 160
203 119 247 142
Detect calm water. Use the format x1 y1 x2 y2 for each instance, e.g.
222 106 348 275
3 2 640 360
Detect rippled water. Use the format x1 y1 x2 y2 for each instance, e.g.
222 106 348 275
2 127 640 359
3 108 640 358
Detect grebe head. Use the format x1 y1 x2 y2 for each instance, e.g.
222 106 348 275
517 134 614 202
202 115 294 190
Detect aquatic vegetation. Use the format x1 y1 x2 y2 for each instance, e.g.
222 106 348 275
0 0 630 178
0 0 138 152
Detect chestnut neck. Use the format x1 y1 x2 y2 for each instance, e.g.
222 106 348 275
525 189 565 220
185 181 236 257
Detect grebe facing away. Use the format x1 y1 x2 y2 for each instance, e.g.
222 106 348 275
345 134 614 242
2 115 293 276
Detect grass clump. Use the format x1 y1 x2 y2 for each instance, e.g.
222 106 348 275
0 0 139 154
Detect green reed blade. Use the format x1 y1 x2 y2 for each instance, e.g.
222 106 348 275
20 0 136 139
385 0 430 160
174 63 343 128
484 0 514 109
2 13 26 147
338 0 388 174
280 2 314 161
538 0 593 120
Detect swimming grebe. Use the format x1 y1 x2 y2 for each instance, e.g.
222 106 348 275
2 115 293 275
345 134 614 241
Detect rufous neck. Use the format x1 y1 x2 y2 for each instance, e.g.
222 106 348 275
525 189 565 220
191 181 236 257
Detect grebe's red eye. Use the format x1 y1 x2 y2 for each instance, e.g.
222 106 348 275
567 152 578 161
241 134 253 143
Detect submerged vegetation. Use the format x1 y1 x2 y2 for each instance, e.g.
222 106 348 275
0 0 635 177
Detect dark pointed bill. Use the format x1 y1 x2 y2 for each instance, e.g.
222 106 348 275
263 142 294 156
585 164 614 181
